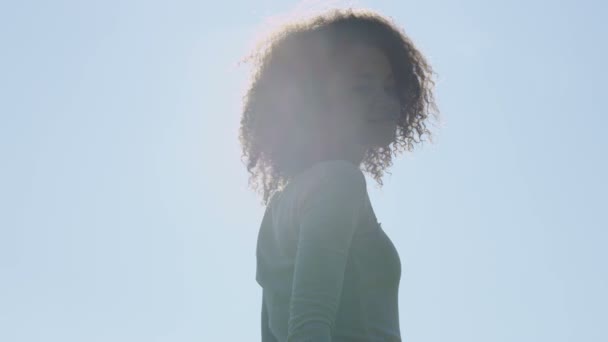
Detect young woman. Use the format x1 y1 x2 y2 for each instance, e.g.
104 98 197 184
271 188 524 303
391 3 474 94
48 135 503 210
239 8 438 342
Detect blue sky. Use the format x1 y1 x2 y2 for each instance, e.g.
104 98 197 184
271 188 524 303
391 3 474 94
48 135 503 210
1 0 606 341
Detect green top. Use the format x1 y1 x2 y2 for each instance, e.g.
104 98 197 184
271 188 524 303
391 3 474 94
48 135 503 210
256 159 402 342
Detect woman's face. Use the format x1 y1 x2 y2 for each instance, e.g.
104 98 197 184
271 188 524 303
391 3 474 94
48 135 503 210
323 43 401 148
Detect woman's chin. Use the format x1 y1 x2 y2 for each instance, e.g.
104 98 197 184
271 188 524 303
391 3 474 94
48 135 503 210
373 126 397 147
369 134 395 148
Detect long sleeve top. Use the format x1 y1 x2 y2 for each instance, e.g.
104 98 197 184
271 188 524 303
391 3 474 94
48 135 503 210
255 159 402 342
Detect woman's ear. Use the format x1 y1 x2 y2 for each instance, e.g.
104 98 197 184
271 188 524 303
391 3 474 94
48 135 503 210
271 78 302 121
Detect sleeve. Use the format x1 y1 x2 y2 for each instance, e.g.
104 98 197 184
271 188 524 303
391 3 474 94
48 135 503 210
286 161 367 342
261 291 278 342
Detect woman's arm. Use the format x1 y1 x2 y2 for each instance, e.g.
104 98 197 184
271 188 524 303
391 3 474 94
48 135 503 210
261 291 278 342
287 161 367 342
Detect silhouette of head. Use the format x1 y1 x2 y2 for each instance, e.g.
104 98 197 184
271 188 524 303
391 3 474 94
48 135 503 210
240 8 439 205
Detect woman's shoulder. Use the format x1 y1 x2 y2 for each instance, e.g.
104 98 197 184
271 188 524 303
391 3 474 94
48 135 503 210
300 159 365 183
271 160 367 217
294 159 367 206
301 159 365 188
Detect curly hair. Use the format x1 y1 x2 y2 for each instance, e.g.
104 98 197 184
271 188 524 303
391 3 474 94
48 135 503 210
239 8 439 206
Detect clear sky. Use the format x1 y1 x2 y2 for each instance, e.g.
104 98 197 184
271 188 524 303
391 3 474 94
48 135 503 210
1 0 606 341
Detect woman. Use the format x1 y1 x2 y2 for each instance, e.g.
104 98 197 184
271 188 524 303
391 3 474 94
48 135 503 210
239 8 438 342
